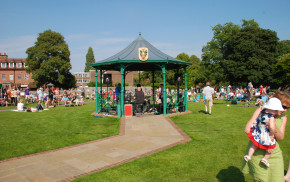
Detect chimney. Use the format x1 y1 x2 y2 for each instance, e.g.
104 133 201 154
4 53 6 55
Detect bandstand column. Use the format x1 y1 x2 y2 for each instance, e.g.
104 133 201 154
100 70 103 112
161 64 167 115
120 65 125 117
95 69 99 114
184 67 188 112
152 71 155 108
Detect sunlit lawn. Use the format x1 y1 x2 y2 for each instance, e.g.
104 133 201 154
1 99 289 181
0 102 119 160
74 100 290 182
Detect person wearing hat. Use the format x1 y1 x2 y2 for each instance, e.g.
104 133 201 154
244 97 285 168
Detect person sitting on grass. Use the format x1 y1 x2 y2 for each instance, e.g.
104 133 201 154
70 94 79 106
79 96 84 105
61 94 69 106
89 94 95 101
244 97 285 167
261 92 268 104
17 99 25 111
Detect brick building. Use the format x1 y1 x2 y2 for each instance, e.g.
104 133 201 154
0 53 34 88
74 70 138 87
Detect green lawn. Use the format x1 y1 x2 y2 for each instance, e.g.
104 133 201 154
73 101 290 182
0 102 120 160
1 100 289 181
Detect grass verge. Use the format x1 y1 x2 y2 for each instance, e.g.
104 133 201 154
0 102 120 160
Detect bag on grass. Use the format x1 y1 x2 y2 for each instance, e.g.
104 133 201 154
231 100 237 105
36 104 43 110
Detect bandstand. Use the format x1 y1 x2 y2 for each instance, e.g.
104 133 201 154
90 34 191 117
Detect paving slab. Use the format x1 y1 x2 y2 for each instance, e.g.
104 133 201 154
0 113 191 182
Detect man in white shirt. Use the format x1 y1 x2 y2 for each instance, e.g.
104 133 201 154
202 81 215 115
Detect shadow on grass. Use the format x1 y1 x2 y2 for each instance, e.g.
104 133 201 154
216 166 245 182
198 110 207 114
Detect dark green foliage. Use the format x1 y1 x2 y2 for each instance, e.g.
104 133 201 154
200 19 284 87
85 47 96 72
274 53 290 87
224 22 279 86
26 30 75 88
278 40 290 57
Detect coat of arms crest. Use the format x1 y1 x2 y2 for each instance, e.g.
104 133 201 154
138 47 148 61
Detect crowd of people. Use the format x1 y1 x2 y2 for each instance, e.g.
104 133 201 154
0 86 85 108
187 83 274 104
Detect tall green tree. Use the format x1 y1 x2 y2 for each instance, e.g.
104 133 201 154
224 20 279 86
26 30 75 88
201 19 279 86
201 22 240 85
84 46 96 72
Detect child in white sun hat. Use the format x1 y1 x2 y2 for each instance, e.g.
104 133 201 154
244 97 285 167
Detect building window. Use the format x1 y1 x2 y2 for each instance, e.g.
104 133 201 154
9 74 14 80
16 63 22 68
2 74 6 80
83 73 89 77
24 74 29 80
17 74 21 80
9 63 14 68
1 63 7 68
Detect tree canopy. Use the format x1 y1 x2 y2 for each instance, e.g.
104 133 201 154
26 30 75 88
84 46 96 72
200 19 282 87
274 53 290 87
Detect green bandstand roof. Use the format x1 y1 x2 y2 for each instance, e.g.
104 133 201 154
90 34 191 71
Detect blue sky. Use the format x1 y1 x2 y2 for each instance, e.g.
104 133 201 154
0 0 289 73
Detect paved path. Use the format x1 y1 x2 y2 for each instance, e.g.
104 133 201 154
0 113 191 182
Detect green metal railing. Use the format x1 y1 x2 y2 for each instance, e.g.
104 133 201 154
166 92 185 113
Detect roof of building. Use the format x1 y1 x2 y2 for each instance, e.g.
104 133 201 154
91 34 191 71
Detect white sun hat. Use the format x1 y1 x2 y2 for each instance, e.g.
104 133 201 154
264 97 284 111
